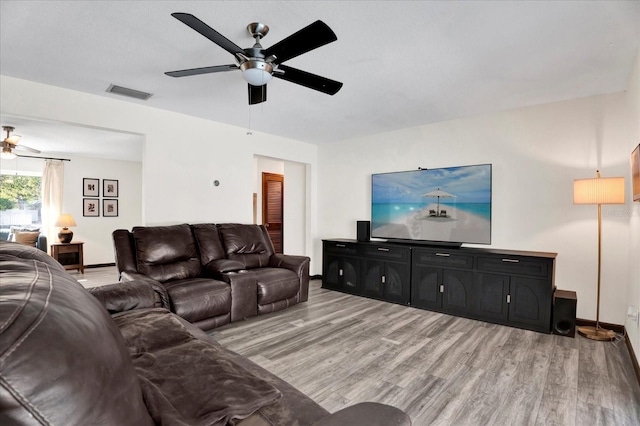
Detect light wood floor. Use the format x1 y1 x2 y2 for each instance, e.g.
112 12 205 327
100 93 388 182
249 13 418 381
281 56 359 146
79 268 640 425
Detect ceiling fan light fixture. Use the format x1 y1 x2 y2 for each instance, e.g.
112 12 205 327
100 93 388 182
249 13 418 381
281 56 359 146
240 60 273 86
1 146 17 160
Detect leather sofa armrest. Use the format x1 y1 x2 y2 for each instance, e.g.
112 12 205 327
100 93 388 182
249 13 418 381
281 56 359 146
220 271 258 322
204 259 246 276
269 254 311 302
310 402 411 426
111 272 170 310
88 279 167 314
269 254 310 275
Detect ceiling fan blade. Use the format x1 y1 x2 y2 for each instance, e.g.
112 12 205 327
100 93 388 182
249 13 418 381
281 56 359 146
274 65 343 95
165 64 238 78
248 84 267 105
171 13 244 56
15 145 40 154
263 20 337 64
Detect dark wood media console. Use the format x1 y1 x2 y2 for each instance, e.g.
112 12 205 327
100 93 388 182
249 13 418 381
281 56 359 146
322 239 557 333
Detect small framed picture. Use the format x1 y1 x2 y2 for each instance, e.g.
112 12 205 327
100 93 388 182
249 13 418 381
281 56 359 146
83 178 99 197
103 199 118 217
103 179 119 198
83 198 100 217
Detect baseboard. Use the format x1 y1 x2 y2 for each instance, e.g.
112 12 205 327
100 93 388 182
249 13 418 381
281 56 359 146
85 262 116 269
310 274 322 280
575 318 625 334
576 318 640 387
625 334 640 388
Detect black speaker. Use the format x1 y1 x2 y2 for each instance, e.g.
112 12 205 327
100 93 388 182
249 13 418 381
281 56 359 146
552 289 577 338
357 221 370 242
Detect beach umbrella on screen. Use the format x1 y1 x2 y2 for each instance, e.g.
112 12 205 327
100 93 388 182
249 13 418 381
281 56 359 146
422 188 455 216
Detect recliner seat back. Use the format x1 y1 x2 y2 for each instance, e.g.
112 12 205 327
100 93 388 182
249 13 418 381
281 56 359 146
191 223 226 265
217 224 275 269
132 224 202 282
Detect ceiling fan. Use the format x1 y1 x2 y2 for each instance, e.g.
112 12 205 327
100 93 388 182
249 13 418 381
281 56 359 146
165 13 343 105
1 126 41 159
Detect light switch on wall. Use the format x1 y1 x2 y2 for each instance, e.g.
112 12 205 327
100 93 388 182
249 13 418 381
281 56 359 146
627 305 639 325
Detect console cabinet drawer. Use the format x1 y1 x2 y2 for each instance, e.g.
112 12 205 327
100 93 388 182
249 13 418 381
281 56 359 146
324 241 358 256
413 249 473 269
477 256 549 278
361 245 410 262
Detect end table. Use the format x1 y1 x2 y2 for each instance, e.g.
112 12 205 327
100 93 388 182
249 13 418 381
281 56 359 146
50 241 84 273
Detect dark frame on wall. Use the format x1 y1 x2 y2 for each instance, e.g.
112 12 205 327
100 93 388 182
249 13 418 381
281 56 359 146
103 199 119 217
83 198 100 217
83 178 99 197
103 179 119 198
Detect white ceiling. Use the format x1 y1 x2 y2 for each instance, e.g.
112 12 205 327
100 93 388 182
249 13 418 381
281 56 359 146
1 1 638 161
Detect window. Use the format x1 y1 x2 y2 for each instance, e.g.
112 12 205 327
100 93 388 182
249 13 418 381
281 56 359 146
0 173 42 236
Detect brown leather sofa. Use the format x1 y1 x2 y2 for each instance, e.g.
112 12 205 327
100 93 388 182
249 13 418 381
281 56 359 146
0 241 411 426
113 223 310 330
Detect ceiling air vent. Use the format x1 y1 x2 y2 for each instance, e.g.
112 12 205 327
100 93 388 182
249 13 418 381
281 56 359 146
106 84 152 100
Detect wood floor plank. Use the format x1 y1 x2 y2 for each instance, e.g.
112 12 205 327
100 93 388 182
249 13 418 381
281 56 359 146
413 364 486 425
488 349 551 425
448 356 519 425
575 401 618 426
577 336 614 410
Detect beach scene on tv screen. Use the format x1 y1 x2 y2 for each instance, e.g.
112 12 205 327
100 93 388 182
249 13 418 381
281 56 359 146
371 164 492 244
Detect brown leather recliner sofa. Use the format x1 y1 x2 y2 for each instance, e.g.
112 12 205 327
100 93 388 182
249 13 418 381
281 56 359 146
113 223 310 330
0 241 411 425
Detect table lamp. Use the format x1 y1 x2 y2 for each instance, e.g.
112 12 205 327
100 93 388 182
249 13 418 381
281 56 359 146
55 213 77 243
573 171 625 341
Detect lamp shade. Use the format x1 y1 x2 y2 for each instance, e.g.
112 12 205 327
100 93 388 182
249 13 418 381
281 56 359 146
55 214 77 228
574 176 625 205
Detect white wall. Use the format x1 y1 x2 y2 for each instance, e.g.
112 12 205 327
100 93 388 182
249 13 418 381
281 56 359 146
318 91 633 326
625 49 640 363
62 155 142 265
283 161 307 256
1 75 318 260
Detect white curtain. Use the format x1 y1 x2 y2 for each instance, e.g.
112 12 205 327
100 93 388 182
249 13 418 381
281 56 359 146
41 160 64 249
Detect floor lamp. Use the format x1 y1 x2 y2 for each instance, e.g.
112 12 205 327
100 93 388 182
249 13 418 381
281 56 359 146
573 171 625 341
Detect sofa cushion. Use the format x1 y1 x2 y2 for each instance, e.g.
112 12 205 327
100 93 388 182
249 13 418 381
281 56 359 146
205 258 246 274
163 277 231 323
113 308 282 426
133 224 201 282
191 223 226 265
218 224 274 269
0 246 153 426
7 226 39 242
13 230 40 247
255 268 300 305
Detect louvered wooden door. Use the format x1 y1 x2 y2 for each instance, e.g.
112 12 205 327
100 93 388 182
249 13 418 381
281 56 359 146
262 172 284 253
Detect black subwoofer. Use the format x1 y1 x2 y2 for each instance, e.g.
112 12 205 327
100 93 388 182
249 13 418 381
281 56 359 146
552 289 577 338
357 221 370 242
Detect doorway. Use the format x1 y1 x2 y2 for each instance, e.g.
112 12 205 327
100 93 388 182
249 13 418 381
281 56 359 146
262 172 284 253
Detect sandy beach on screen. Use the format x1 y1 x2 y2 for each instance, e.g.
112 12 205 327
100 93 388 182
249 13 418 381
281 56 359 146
372 203 490 243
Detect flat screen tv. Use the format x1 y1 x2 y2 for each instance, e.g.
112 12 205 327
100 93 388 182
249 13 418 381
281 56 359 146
371 164 492 246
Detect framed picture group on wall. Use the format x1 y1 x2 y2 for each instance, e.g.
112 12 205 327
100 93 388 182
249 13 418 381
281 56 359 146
83 178 119 217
